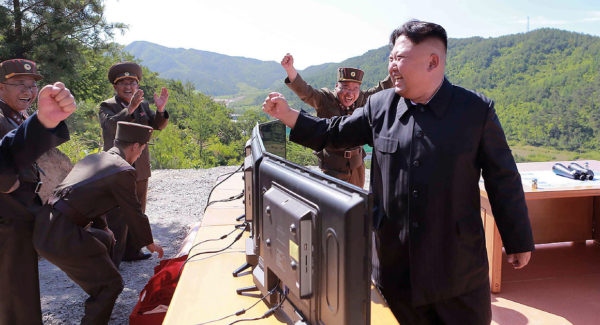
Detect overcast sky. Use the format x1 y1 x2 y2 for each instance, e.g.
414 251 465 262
104 0 600 69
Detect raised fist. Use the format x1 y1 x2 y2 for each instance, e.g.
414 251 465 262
37 82 76 129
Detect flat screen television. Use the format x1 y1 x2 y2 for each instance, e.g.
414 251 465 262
244 121 373 325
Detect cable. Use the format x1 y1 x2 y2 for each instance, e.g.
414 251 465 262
203 162 244 214
227 287 288 325
205 191 244 210
177 224 247 279
195 281 280 325
186 225 242 253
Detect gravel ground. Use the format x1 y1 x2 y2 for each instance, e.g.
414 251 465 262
39 166 241 324
39 165 369 324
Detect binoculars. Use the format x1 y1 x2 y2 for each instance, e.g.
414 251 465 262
552 162 594 181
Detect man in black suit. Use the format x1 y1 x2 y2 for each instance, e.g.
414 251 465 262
262 20 534 324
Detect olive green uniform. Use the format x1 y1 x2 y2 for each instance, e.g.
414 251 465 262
98 97 167 263
33 147 155 324
285 74 392 187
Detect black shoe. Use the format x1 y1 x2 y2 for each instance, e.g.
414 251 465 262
122 251 152 261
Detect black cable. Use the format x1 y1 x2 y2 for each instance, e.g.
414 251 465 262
205 191 244 210
177 224 247 279
203 162 244 214
195 281 280 325
186 225 241 253
227 288 288 325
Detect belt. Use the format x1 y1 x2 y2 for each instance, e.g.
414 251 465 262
343 148 361 159
52 199 91 229
21 180 43 193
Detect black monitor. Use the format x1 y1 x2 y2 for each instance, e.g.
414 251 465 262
244 121 372 325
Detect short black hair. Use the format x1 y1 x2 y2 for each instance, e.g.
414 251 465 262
114 139 144 149
389 20 447 51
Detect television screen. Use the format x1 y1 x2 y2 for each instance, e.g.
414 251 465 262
246 121 373 325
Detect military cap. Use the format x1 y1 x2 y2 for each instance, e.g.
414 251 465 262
337 67 364 84
116 121 153 144
108 62 143 84
0 59 43 81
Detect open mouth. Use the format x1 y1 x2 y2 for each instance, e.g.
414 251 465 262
391 72 403 85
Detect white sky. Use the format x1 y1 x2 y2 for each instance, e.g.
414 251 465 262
104 0 600 69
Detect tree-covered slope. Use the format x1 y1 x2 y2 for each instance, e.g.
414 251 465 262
125 41 285 96
444 29 600 151
126 29 600 152
279 29 600 151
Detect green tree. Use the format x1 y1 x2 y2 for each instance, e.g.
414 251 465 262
0 0 125 88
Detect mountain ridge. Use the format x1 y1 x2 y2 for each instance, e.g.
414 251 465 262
125 29 600 151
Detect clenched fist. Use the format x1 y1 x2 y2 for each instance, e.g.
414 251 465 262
37 82 77 129
280 53 298 82
262 92 299 128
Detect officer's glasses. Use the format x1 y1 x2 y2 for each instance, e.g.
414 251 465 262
1 82 38 92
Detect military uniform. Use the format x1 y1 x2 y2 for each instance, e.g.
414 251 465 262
98 62 168 263
0 59 70 325
285 69 392 187
33 122 157 324
0 114 69 325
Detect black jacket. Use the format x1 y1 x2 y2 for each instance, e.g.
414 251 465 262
290 78 534 305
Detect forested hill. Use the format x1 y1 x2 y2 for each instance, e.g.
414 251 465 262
280 29 600 151
126 29 600 152
124 41 284 96
445 29 600 151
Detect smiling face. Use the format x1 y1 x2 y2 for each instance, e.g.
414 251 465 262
336 81 361 107
0 75 38 112
388 35 445 103
113 77 139 104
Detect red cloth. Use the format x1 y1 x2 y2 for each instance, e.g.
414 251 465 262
129 255 188 325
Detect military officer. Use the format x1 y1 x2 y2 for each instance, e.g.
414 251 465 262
34 121 164 325
281 53 392 188
98 61 169 264
0 58 75 325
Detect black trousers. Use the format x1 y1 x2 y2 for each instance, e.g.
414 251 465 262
0 214 42 325
379 281 491 325
34 207 123 325
373 219 491 325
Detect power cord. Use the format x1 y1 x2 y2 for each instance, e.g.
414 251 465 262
177 224 248 279
203 162 244 214
187 223 245 253
227 287 289 324
195 281 280 325
205 191 244 211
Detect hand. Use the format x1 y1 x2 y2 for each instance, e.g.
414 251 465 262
280 53 298 82
507 251 531 269
104 227 116 246
154 87 169 112
262 92 290 119
262 92 299 128
37 82 77 129
128 89 144 114
146 242 164 258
